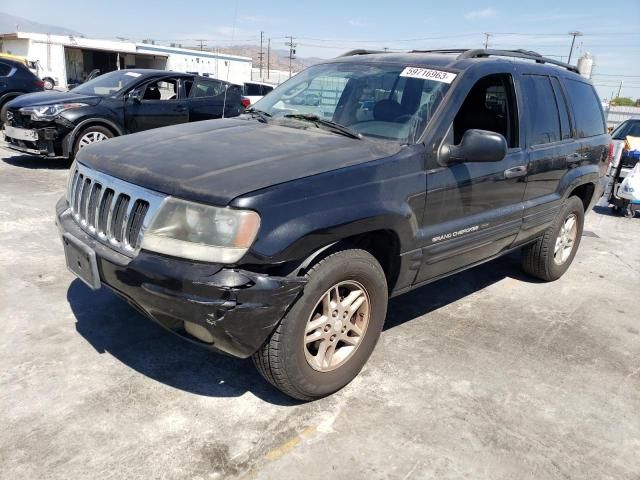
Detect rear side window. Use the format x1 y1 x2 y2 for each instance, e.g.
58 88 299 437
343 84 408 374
245 83 262 96
0 62 12 76
563 79 605 138
550 77 572 140
521 75 561 146
190 79 226 98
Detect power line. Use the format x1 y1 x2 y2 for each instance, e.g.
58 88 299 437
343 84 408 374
195 39 207 51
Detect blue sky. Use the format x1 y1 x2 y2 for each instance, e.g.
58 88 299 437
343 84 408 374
6 0 640 99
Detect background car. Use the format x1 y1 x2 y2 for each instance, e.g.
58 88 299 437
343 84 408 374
0 57 45 125
3 69 245 159
242 80 274 106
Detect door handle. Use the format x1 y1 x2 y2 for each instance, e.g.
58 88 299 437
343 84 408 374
504 165 527 179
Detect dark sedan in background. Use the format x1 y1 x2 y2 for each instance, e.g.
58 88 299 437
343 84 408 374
3 69 244 159
0 57 45 121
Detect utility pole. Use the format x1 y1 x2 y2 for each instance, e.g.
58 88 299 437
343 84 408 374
258 31 264 79
267 38 271 81
286 36 296 78
483 33 492 49
567 31 582 64
196 39 207 51
616 80 624 100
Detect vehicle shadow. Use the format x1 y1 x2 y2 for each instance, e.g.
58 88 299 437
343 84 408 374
2 153 72 170
384 251 536 330
68 251 534 404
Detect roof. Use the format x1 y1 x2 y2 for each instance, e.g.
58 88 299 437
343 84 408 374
333 48 583 78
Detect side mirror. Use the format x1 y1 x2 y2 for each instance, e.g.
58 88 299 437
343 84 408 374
127 89 143 104
440 129 508 165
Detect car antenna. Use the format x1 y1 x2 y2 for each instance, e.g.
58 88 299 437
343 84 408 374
221 0 239 119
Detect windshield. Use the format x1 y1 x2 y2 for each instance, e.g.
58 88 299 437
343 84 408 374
72 70 142 96
611 120 640 140
253 62 453 142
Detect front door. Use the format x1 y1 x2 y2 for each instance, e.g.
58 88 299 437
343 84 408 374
416 73 527 283
125 76 189 132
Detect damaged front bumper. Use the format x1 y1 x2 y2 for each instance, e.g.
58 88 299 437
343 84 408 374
56 198 306 358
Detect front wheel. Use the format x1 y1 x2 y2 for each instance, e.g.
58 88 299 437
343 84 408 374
72 125 113 159
43 78 55 90
253 248 388 401
522 196 584 281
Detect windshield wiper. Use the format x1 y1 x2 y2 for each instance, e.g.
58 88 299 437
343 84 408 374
244 108 272 123
283 114 362 139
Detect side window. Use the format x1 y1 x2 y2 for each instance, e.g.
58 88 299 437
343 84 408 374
452 73 519 148
262 85 273 95
563 78 606 138
550 77 572 140
190 79 226 98
0 61 12 76
245 83 262 96
183 79 193 97
521 75 561 146
143 78 179 101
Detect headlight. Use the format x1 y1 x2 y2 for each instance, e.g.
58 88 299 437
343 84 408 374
141 197 261 263
20 103 88 121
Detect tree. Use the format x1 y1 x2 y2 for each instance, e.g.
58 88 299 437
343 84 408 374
610 97 635 106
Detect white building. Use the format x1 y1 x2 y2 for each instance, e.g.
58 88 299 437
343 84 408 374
0 31 252 88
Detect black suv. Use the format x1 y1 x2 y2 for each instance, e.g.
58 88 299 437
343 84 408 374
4 69 244 159
56 49 609 400
0 57 44 122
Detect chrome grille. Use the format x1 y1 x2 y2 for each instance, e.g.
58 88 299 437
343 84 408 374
67 162 166 257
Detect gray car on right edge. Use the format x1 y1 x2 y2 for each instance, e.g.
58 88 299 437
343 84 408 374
56 48 610 400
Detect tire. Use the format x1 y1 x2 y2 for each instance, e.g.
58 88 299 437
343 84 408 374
71 125 113 159
253 248 388 401
43 78 55 90
522 196 584 282
0 97 17 125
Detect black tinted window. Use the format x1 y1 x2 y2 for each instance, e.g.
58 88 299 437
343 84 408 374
550 77 572 140
611 120 640 140
245 83 262 96
0 62 12 76
522 75 561 146
190 79 226 98
563 79 605 138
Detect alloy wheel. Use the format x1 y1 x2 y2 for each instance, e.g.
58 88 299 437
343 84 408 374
554 213 578 265
303 280 370 372
78 131 109 149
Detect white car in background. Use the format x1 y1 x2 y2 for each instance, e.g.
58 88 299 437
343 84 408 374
27 60 58 90
242 81 275 106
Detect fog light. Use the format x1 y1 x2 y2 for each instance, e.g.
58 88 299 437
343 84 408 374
184 321 214 343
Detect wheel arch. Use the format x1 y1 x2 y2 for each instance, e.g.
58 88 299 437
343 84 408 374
63 118 124 157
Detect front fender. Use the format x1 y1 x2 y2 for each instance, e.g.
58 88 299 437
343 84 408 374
232 145 427 264
60 114 125 157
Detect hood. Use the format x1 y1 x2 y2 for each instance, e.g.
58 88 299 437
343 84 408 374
78 118 400 205
8 90 101 109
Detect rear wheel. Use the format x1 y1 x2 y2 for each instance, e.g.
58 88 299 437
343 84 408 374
43 78 55 90
72 125 113 159
253 248 388 401
522 196 584 281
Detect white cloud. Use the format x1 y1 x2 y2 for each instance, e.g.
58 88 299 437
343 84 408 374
348 18 366 27
464 8 497 20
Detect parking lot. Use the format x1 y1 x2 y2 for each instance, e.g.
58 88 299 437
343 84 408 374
1 141 639 479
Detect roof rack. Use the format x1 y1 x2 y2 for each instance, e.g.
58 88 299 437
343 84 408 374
339 49 386 57
342 48 579 74
411 48 579 73
457 49 579 73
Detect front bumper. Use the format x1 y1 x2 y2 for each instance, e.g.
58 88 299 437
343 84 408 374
4 116 72 157
56 197 306 358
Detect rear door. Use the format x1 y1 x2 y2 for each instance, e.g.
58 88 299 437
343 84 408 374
124 76 189 132
516 73 587 242
187 77 242 121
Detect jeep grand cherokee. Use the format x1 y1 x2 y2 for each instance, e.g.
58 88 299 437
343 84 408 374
56 49 609 400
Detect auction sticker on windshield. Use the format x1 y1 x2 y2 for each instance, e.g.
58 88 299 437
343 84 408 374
400 67 457 84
